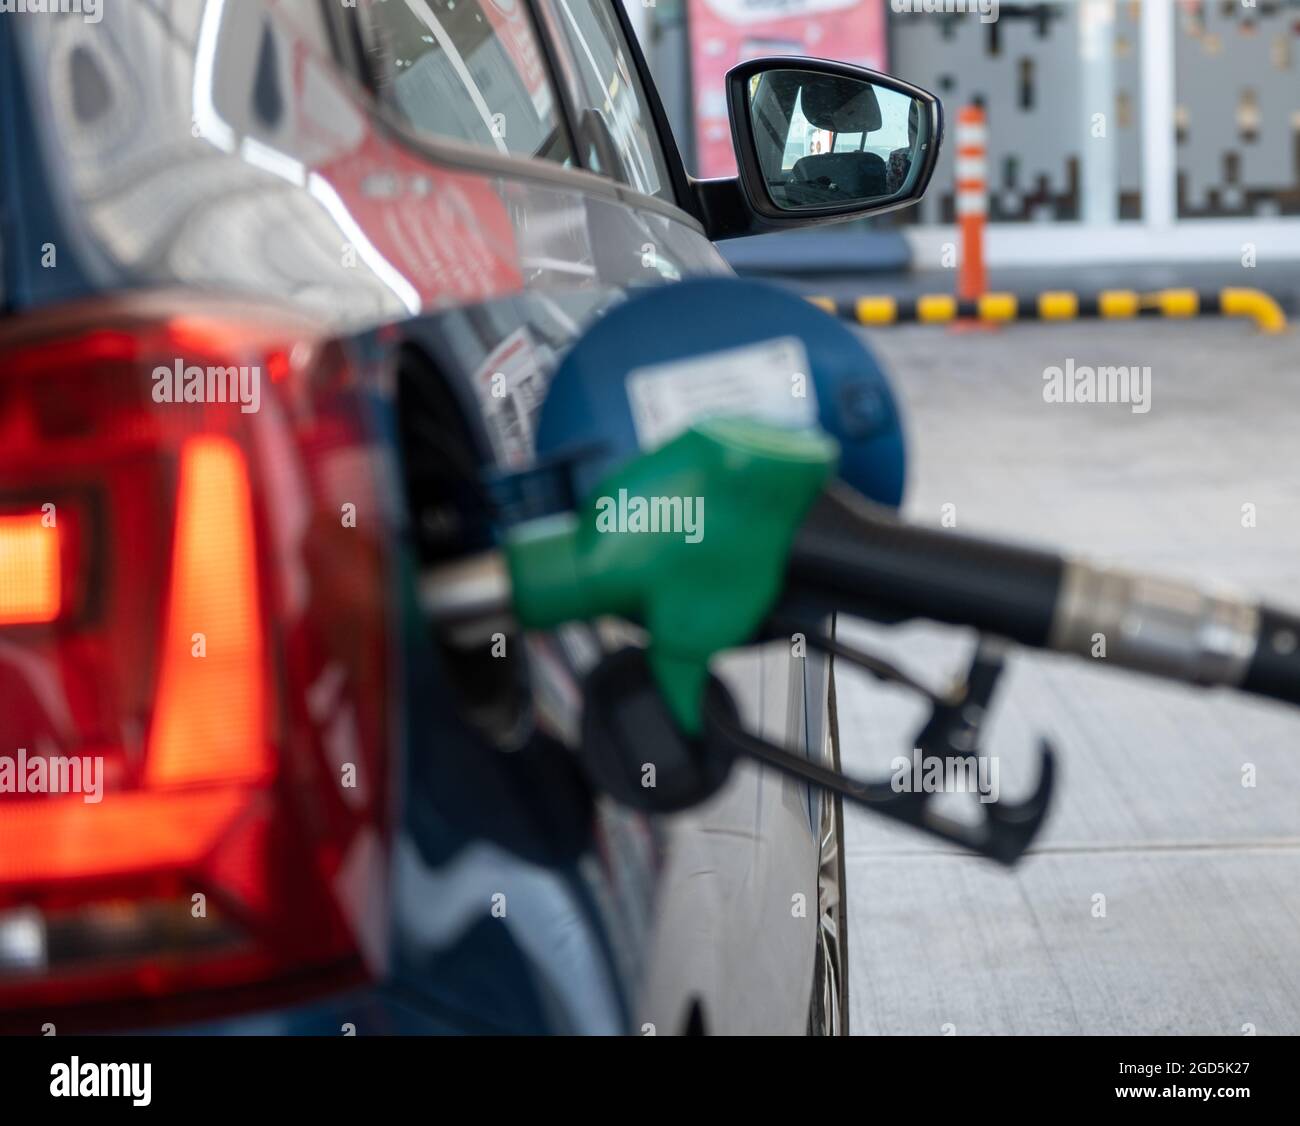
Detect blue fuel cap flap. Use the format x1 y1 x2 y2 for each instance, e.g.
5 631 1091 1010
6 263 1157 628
533 277 906 509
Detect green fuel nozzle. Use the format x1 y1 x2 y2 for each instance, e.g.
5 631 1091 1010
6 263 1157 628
420 417 1062 861
504 419 838 734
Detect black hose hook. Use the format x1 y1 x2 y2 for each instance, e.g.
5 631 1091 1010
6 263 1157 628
704 627 1055 866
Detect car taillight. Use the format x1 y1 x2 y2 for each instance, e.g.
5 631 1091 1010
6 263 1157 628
0 512 63 624
147 435 270 788
0 298 389 1030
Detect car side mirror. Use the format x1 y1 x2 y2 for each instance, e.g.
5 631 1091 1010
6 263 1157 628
694 57 942 240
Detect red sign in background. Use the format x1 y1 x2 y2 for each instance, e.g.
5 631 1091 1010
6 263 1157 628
687 0 888 178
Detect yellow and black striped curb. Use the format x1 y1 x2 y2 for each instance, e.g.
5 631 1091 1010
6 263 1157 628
807 288 1288 334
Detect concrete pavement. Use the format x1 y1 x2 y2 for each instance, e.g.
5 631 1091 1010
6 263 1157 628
836 319 1300 1035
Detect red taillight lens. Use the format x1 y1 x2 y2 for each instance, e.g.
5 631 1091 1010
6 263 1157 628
147 435 270 788
0 513 61 624
0 300 389 1030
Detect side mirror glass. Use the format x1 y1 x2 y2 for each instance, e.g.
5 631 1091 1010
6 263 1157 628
724 58 941 227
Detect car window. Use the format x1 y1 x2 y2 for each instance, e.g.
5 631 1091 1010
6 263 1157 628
541 0 674 203
359 0 572 166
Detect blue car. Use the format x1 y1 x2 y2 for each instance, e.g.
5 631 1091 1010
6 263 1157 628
0 0 938 1035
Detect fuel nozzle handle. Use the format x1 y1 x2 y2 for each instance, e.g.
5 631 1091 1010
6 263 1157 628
786 483 1300 708
504 419 838 734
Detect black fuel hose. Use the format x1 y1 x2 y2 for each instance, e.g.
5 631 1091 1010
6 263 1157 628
785 483 1300 709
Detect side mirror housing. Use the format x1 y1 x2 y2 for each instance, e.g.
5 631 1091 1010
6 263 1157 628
694 56 943 240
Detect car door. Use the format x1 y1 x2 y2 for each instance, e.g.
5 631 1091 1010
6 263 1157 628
352 0 828 1032
339 0 767 1033
531 0 830 1034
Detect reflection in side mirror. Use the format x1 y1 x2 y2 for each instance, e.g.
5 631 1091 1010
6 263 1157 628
746 69 933 213
701 56 943 237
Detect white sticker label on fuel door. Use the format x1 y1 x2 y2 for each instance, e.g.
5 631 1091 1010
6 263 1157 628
625 336 818 450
